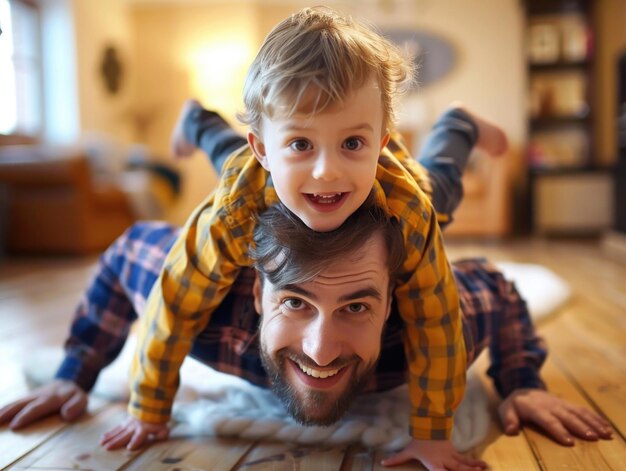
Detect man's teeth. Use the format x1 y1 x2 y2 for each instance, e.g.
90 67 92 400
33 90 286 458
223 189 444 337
297 362 340 379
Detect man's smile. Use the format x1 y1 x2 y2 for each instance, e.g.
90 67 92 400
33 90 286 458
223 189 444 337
287 358 352 389
296 361 341 378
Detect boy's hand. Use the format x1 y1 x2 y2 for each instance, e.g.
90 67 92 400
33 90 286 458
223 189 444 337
499 388 613 445
0 379 87 429
100 416 170 451
380 438 487 470
170 98 202 158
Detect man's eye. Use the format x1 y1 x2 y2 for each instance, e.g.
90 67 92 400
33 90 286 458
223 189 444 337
289 139 312 152
283 298 306 310
343 137 364 151
346 303 367 314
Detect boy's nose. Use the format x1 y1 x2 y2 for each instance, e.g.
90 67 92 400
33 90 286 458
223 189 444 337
312 151 343 182
301 316 341 367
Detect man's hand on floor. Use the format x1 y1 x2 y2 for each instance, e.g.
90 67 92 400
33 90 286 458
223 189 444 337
498 388 613 445
0 379 87 429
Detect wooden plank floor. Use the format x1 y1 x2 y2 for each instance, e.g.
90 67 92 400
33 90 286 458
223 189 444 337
0 238 624 470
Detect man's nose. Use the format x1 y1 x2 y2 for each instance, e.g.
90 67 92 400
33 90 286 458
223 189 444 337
312 150 343 182
301 316 341 367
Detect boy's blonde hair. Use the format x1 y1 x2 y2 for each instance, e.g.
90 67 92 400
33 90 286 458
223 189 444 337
238 6 415 134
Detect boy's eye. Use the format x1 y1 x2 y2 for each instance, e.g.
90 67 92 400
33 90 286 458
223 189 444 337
283 298 307 310
343 137 364 151
289 139 312 152
346 303 367 314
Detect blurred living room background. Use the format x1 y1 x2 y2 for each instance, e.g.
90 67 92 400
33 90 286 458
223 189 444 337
0 0 625 258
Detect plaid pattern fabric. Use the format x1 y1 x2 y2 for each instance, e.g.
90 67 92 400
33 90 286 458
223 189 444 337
186 106 478 439
57 222 180 391
58 223 546 427
127 136 465 438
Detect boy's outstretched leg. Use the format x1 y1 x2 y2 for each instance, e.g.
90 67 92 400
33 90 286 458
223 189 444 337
417 103 508 227
170 99 247 175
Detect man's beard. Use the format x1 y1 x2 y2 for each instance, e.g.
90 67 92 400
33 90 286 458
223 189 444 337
259 345 379 426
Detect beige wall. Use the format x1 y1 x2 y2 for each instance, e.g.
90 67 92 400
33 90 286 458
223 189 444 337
72 0 136 146
130 3 260 224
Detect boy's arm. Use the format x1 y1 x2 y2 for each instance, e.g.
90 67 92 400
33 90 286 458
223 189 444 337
380 199 473 469
396 212 466 440
127 200 248 426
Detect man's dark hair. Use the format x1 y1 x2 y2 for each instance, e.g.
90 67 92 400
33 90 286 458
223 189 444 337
251 193 406 287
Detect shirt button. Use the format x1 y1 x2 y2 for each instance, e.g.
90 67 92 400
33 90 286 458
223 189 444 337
225 215 235 226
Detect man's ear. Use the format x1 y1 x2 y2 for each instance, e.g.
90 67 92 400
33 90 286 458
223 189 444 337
379 130 391 152
248 132 270 170
253 274 263 315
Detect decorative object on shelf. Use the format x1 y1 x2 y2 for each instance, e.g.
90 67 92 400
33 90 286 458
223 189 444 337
560 15 590 61
528 23 561 64
529 72 588 119
528 129 589 168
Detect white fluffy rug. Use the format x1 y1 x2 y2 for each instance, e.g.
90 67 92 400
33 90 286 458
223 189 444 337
25 262 570 451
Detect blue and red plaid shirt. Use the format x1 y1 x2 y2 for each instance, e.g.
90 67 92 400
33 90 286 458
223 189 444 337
58 222 547 428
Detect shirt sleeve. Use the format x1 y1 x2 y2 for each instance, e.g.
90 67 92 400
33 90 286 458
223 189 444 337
127 196 251 424
392 196 466 441
486 270 548 397
453 259 548 398
54 229 143 392
55 314 131 392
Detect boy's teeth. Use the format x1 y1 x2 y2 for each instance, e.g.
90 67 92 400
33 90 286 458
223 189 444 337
310 193 343 204
297 362 340 379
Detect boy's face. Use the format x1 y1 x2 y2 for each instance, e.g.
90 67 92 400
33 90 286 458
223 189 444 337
248 80 390 232
253 231 392 425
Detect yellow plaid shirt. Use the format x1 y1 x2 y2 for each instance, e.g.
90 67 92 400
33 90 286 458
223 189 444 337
130 134 466 440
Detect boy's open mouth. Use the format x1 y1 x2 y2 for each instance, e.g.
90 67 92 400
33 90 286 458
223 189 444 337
304 192 347 210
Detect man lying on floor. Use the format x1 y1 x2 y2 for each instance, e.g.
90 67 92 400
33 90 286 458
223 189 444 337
0 197 612 468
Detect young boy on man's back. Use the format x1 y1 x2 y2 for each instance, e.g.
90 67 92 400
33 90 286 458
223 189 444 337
102 6 506 469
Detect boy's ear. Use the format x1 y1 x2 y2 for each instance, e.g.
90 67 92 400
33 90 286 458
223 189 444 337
248 132 270 170
379 130 391 151
253 274 262 315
